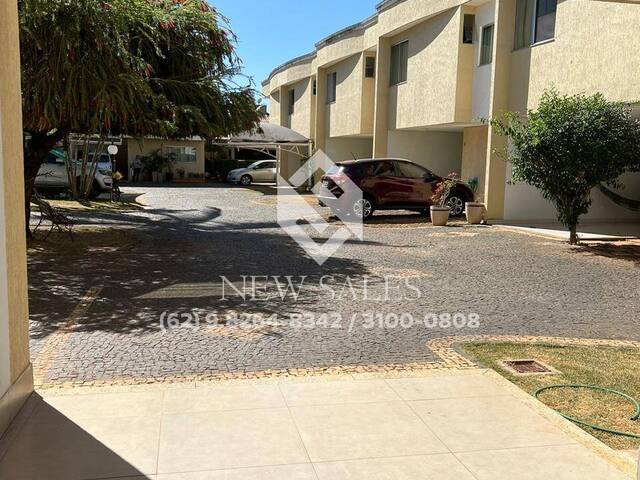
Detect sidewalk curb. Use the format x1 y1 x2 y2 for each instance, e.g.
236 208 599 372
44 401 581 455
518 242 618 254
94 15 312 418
430 335 639 479
485 369 637 479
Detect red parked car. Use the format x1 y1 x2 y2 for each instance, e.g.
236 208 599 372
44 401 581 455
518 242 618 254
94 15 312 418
318 158 473 220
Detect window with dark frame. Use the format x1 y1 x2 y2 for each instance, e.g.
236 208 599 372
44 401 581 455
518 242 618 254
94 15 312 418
365 56 376 78
514 0 556 49
288 89 295 115
479 24 494 65
463 14 475 44
390 40 408 86
327 72 337 103
534 0 557 43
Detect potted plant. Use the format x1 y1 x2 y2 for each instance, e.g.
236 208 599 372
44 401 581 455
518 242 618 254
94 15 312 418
430 173 459 226
465 177 486 225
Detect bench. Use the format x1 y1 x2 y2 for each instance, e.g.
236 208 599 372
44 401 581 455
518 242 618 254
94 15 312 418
32 193 75 241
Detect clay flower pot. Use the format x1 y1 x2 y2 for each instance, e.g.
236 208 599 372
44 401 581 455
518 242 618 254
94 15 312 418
430 206 451 226
465 202 486 225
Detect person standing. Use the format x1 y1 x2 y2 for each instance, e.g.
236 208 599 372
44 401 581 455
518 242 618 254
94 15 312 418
132 157 142 183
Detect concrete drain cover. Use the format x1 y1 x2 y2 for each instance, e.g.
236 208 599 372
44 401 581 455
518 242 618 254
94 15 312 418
499 359 561 376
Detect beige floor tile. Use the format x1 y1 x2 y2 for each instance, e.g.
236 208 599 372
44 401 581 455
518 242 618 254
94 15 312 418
157 408 309 473
0 406 161 479
280 380 400 406
37 391 164 420
386 373 509 401
290 402 447 462
156 464 317 479
163 384 284 414
313 454 477 480
409 396 573 452
456 444 631 480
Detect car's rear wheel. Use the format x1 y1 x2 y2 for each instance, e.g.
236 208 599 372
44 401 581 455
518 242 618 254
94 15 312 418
240 175 252 186
446 194 465 217
353 196 375 220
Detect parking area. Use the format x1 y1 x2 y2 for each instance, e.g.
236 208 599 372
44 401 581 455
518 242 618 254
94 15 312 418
28 184 640 387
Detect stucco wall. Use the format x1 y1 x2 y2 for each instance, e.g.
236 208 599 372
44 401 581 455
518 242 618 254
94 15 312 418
388 8 463 129
0 94 10 400
361 56 376 135
0 0 33 435
461 125 488 196
326 54 370 138
265 57 316 96
387 130 463 176
279 150 306 183
1 0 30 386
502 0 640 221
286 77 315 138
325 137 373 163
504 170 640 222
269 90 282 125
127 138 206 176
508 0 640 113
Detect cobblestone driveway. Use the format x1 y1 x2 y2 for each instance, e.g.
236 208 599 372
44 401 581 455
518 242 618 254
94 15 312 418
28 185 640 387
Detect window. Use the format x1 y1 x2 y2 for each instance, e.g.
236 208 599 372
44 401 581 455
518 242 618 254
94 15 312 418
514 0 535 50
288 89 295 115
254 161 276 170
390 41 408 85
372 161 395 177
327 72 337 103
534 0 557 43
47 152 64 164
395 161 429 179
346 163 374 177
365 56 376 78
479 24 494 65
165 146 197 163
514 0 556 49
312 79 317 96
463 14 475 44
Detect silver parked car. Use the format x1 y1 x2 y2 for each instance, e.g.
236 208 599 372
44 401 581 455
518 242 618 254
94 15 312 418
227 160 277 186
35 149 113 198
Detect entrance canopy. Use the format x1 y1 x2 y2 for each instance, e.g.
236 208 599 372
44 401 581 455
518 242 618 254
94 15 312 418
213 122 313 160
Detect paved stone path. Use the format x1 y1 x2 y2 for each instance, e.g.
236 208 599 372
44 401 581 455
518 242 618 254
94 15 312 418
28 185 640 387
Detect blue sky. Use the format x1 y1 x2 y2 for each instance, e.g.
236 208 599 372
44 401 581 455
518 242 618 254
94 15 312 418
213 0 375 101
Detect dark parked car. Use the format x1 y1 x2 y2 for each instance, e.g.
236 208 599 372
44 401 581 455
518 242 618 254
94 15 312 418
317 158 473 220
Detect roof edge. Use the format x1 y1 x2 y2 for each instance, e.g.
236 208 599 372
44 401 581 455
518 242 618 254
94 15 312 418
261 0 422 88
261 51 317 87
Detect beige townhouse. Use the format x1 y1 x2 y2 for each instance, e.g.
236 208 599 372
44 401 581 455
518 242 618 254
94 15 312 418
262 0 640 222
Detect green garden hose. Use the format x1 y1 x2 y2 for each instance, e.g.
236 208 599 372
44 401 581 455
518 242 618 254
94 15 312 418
534 384 640 439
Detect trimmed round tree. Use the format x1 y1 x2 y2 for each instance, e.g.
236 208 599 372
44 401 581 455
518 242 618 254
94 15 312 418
20 0 261 233
493 90 640 244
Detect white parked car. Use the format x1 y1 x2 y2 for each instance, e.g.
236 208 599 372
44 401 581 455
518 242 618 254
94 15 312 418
35 149 113 198
227 160 277 186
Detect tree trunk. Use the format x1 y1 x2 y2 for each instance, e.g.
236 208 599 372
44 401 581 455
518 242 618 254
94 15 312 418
23 131 65 237
569 224 579 245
